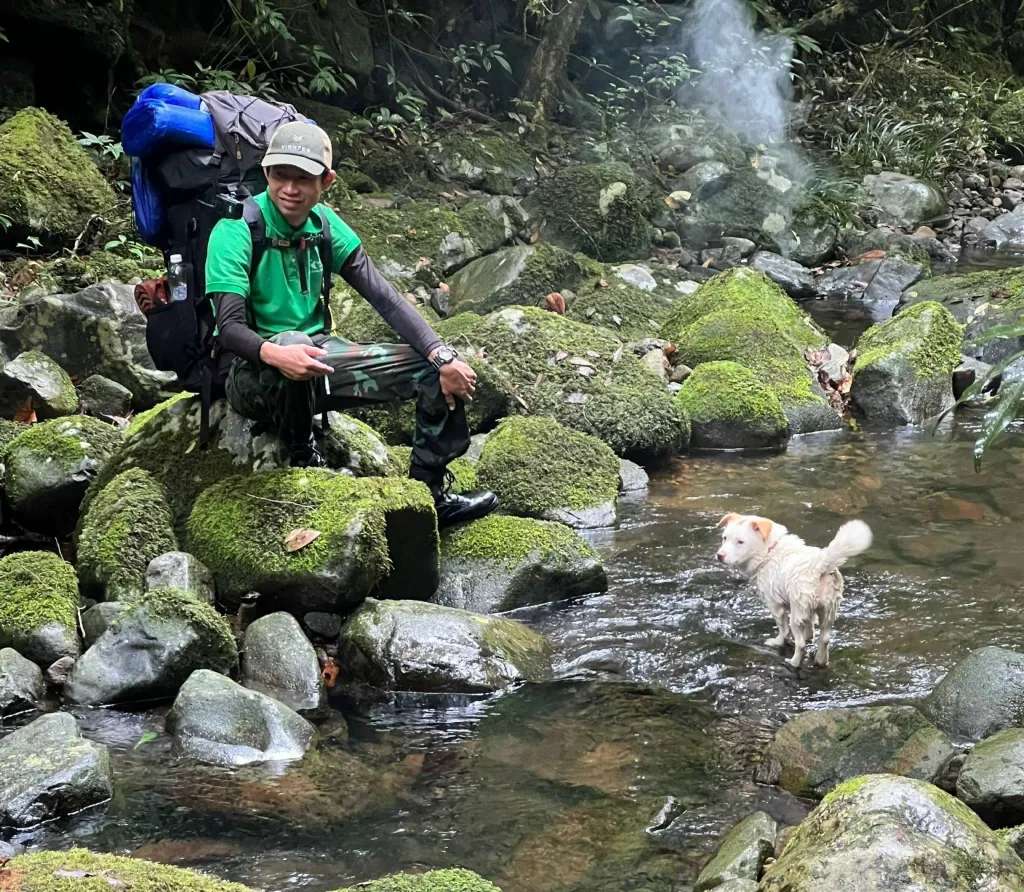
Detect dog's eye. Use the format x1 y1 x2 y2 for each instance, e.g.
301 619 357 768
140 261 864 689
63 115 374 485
736 539 744 545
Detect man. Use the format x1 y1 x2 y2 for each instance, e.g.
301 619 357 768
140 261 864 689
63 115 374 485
205 120 497 527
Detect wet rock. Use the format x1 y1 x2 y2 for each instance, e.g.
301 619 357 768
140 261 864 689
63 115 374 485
761 705 957 799
618 458 649 493
320 411 395 477
476 416 619 529
425 131 536 194
241 612 323 713
956 728 1024 823
0 551 80 666
816 258 926 312
851 301 962 426
338 598 552 693
77 374 132 418
80 602 128 647
952 356 994 403
167 669 316 766
64 588 238 706
0 647 44 715
981 206 1024 250
145 551 215 604
187 469 437 610
749 251 815 299
924 647 1024 742
566 264 685 339
0 712 112 828
435 515 608 613
695 810 777 891
759 774 1024 891
898 266 1024 326
0 350 77 419
303 611 342 640
863 172 946 228
2 414 121 535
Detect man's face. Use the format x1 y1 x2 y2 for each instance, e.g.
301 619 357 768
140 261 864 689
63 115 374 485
265 165 335 225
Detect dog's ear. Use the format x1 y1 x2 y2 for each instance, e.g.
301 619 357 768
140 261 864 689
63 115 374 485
717 513 742 528
751 518 774 541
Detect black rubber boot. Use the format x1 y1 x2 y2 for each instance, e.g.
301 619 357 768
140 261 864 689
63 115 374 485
434 489 499 527
287 435 326 469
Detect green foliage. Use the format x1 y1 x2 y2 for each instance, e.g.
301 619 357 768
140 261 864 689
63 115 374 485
446 43 513 109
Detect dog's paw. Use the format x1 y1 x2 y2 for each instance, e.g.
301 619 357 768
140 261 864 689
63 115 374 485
764 636 786 648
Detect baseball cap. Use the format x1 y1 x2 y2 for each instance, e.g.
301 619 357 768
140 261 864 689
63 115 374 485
262 121 332 176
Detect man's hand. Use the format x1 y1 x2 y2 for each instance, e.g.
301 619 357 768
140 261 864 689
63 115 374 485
260 342 334 381
435 357 477 411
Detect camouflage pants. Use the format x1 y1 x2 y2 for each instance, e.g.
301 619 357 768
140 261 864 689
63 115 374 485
226 331 469 485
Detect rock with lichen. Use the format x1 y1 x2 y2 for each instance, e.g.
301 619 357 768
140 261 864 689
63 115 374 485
425 130 536 194
387 445 477 492
695 811 777 891
240 612 324 713
0 647 45 715
476 416 620 528
0 551 80 667
0 350 78 419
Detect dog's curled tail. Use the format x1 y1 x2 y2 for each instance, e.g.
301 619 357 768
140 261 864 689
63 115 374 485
818 520 873 575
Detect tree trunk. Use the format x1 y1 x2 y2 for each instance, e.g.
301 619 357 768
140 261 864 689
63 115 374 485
519 0 586 123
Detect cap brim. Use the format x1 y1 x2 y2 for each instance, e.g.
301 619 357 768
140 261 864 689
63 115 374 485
262 154 328 176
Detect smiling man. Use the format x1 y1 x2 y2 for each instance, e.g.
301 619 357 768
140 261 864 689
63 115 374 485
205 120 497 527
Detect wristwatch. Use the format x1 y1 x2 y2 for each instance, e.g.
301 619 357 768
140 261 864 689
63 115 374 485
430 344 459 370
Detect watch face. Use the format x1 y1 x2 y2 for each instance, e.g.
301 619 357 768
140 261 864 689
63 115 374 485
437 347 455 363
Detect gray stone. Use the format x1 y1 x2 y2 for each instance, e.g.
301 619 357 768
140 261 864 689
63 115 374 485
80 602 128 647
0 350 77 419
957 728 1024 822
612 263 657 291
338 598 552 693
45 655 75 687
464 432 490 463
303 611 342 640
722 236 756 257
695 810 777 891
77 374 132 418
167 669 317 766
0 712 112 828
981 206 1024 249
749 251 815 299
680 160 731 198
924 646 1024 742
760 774 1024 891
863 172 947 228
0 648 44 715
953 356 995 403
760 705 957 799
320 411 393 477
816 258 926 313
145 552 215 604
618 458 649 493
241 612 323 713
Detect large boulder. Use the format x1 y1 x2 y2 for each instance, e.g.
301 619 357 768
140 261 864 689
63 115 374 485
759 774 1024 891
63 588 238 706
2 414 121 535
320 411 395 477
0 350 77 419
0 647 45 715
75 468 178 601
435 515 607 613
439 306 688 462
0 108 117 247
660 269 840 435
0 551 80 666
0 712 111 828
332 293 441 346
695 811 777 891
187 469 437 610
898 267 1024 326
957 728 1024 823
862 172 946 228
338 598 552 693
240 612 324 713
851 301 963 425
167 669 316 767
677 361 789 450
525 161 654 261
0 283 174 406
425 130 536 194
816 257 926 312
476 415 620 528
749 251 815 300
982 206 1024 251
760 705 957 799
923 646 1024 742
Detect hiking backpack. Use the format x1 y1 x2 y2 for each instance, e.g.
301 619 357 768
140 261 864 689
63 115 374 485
123 86 335 441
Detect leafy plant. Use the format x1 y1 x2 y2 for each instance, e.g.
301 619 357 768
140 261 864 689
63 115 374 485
445 42 513 109
15 235 42 255
104 233 151 262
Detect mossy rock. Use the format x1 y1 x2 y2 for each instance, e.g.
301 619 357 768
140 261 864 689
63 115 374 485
1 249 163 298
0 349 78 419
447 244 591 316
899 266 1024 324
2 414 122 535
426 129 536 194
438 306 688 462
851 301 963 426
330 868 501 892
320 411 394 477
187 470 437 610
332 291 441 345
661 268 839 434
476 415 620 528
695 811 777 891
989 89 1024 144
0 108 117 247
387 445 476 491
566 263 688 339
525 161 654 261
0 550 80 666
677 361 788 450
4 847 255 891
76 468 178 601
436 514 607 612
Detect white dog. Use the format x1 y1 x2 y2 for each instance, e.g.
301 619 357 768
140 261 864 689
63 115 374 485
715 514 872 668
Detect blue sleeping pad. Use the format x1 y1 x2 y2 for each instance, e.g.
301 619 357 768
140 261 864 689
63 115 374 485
122 96 214 158
130 157 164 245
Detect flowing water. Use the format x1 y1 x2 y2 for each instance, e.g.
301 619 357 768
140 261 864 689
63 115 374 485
6 287 1024 891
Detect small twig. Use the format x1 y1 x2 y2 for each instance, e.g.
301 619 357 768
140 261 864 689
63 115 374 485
245 494 313 509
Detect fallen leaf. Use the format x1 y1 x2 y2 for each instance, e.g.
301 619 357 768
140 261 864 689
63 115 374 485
554 350 569 361
322 658 339 688
284 528 321 552
414 256 433 271
13 399 35 424
857 249 886 261
598 279 609 288
544 292 566 314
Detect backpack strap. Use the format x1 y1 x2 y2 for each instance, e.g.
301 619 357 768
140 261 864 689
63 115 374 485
243 197 269 280
312 208 334 332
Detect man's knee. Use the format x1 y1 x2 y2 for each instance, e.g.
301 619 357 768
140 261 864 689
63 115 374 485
270 330 315 348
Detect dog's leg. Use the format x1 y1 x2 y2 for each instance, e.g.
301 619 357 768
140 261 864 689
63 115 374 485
764 603 789 648
815 585 840 668
789 614 812 669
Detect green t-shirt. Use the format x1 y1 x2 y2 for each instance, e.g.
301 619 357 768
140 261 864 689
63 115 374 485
205 190 361 337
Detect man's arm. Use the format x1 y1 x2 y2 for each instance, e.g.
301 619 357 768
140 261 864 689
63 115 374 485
213 292 265 364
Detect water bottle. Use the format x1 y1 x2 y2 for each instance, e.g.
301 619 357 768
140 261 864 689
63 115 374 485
167 253 191 303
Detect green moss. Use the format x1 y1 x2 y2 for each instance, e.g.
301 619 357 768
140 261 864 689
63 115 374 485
332 291 440 344
476 415 619 516
0 419 27 451
348 403 417 445
76 469 178 600
5 846 254 891
480 615 554 682
855 300 963 378
677 361 788 428
991 90 1024 142
2 250 163 297
321 412 393 476
903 266 1024 311
442 514 595 570
567 268 682 339
330 867 501 892
0 108 117 245
124 392 192 437
429 129 535 193
0 550 78 640
388 445 477 491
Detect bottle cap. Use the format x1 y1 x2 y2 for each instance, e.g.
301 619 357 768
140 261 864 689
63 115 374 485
169 254 183 264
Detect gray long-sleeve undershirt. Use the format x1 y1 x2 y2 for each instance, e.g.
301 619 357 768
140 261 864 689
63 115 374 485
213 245 443 365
